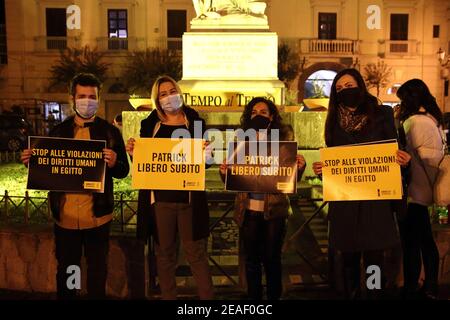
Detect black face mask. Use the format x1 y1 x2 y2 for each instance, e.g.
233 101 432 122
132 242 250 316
249 115 271 130
337 87 363 108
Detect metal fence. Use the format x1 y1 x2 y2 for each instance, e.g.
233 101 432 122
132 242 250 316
0 189 327 290
0 151 21 163
0 190 140 229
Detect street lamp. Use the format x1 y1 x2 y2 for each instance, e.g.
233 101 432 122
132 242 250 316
437 47 449 66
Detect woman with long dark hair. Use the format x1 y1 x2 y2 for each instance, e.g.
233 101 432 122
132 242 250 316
220 97 306 300
312 68 411 299
397 79 445 299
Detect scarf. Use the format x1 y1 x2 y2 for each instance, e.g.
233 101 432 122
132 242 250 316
338 105 368 134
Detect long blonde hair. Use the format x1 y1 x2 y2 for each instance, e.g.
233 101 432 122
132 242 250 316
151 75 185 119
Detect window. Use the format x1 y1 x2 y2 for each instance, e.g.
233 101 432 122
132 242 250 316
390 14 408 53
45 8 67 50
108 9 128 50
167 10 186 50
390 14 408 40
433 25 440 38
304 70 337 99
318 13 337 40
0 0 6 64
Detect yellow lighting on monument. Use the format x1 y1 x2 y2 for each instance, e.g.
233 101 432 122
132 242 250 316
303 98 329 110
128 96 153 110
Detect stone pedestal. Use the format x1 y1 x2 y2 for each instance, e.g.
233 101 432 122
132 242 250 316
180 31 285 108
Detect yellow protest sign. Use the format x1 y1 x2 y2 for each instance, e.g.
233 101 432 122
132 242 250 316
320 142 402 201
132 138 205 191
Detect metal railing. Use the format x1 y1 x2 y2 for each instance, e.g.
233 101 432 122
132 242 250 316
384 40 419 56
146 37 183 52
0 189 328 290
34 36 81 52
299 38 360 55
0 151 21 163
96 37 145 52
0 190 51 224
0 190 139 228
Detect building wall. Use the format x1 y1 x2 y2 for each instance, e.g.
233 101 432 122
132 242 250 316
0 0 449 116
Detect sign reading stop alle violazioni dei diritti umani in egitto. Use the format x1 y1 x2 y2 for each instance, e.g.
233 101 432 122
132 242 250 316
320 141 403 201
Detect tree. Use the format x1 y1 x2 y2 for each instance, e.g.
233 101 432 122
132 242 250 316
363 60 392 98
48 46 110 92
122 48 182 96
278 43 301 87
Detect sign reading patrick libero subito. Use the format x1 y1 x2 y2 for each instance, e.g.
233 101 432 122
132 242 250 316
27 136 106 192
320 141 402 201
132 138 205 191
225 141 298 193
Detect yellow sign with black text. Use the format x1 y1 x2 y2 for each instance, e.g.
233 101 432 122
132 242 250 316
132 138 205 191
320 142 402 201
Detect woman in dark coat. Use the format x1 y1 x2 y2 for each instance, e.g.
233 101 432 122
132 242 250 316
126 75 213 300
312 68 411 299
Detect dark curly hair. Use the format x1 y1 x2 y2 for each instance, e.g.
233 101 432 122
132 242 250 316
240 97 283 130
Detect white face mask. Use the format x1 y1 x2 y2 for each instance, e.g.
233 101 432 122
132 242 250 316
159 94 183 113
75 98 98 119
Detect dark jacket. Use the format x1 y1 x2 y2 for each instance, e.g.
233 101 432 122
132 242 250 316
136 106 210 242
327 105 400 252
48 116 129 221
232 124 303 226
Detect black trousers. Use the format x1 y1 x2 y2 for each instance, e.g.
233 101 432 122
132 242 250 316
341 250 385 299
54 222 110 300
242 211 286 300
399 203 439 294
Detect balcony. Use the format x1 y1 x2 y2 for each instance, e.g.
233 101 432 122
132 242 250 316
382 40 419 57
147 37 183 52
299 39 360 55
96 37 144 52
34 36 80 52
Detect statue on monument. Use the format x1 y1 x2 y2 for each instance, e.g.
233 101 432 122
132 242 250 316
191 0 268 28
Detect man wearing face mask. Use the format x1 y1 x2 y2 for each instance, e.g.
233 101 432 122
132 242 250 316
22 73 129 299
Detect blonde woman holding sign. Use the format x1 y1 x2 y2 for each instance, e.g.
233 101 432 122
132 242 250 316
312 68 410 299
126 75 214 300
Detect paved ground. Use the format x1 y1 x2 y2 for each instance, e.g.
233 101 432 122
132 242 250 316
1 193 448 301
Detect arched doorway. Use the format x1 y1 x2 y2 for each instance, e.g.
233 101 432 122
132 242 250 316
297 62 346 103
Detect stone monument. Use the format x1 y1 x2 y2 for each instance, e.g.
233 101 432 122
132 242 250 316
178 0 285 110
